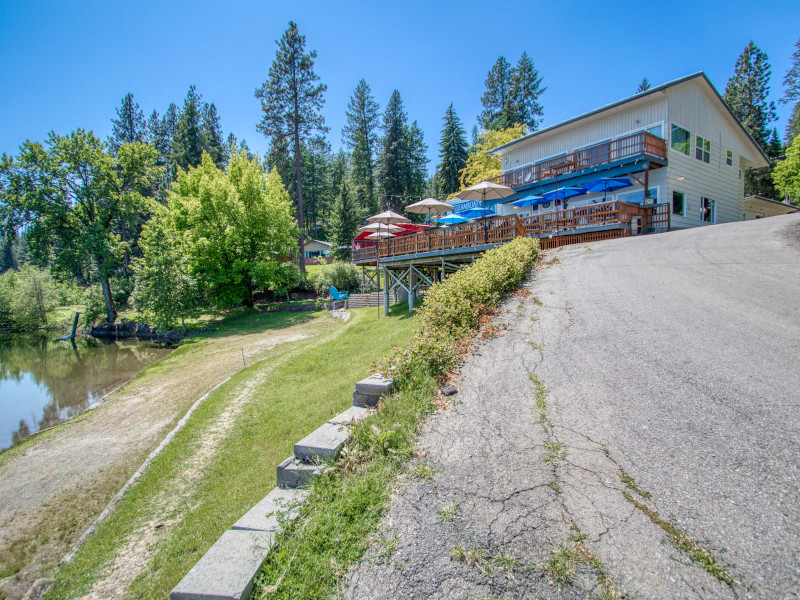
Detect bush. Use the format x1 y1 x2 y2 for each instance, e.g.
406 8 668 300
306 261 362 295
0 266 60 329
380 237 539 384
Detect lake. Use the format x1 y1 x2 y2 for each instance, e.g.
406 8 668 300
0 333 172 451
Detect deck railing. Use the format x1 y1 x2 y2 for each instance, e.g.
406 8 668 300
368 201 668 261
352 246 378 264
489 132 667 188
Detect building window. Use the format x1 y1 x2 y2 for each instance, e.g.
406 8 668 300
695 135 711 163
701 197 715 223
673 191 685 216
726 150 733 166
671 124 691 155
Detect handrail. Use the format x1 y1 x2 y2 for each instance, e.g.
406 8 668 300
489 132 667 188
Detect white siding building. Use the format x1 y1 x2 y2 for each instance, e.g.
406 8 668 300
479 73 770 229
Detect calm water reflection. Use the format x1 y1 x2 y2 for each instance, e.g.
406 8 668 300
0 333 172 451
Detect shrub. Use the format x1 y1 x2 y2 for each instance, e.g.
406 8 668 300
380 237 539 384
306 261 362 295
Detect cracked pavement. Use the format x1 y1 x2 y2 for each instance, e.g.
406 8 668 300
345 215 800 600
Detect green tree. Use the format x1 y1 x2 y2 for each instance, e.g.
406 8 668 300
255 21 327 273
773 133 800 203
302 136 333 237
265 131 295 198
343 79 381 214
746 128 784 198
109 93 146 154
780 38 800 144
405 121 429 201
169 152 298 307
133 210 200 332
202 102 225 168
509 52 546 131
173 86 206 171
637 77 651 93
436 104 469 197
723 41 777 150
0 131 159 324
330 180 359 261
457 125 526 194
480 57 514 130
377 90 409 210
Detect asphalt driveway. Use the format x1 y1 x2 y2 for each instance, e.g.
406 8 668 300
346 214 800 599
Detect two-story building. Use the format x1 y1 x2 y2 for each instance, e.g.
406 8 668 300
476 72 770 229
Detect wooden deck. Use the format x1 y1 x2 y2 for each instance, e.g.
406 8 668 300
488 132 667 188
370 201 669 263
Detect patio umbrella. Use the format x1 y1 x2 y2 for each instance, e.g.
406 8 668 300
436 214 469 225
542 187 587 246
460 207 495 220
365 231 396 240
367 210 412 224
359 222 403 233
580 177 632 201
456 180 515 202
405 198 454 216
510 195 545 208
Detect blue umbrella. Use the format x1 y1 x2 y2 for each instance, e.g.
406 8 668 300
580 177 632 201
510 195 545 208
437 214 470 225
460 207 495 220
542 186 587 201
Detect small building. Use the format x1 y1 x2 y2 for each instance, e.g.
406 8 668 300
303 239 332 259
742 195 798 220
480 72 771 229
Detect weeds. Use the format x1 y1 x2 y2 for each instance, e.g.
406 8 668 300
451 543 519 578
547 481 562 494
542 542 621 599
525 340 543 351
529 374 549 423
410 463 436 482
544 441 566 465
619 469 651 500
373 531 399 564
437 502 461 522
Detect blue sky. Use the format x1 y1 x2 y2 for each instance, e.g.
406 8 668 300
1 0 798 173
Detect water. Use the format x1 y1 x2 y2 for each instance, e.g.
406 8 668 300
0 333 172 451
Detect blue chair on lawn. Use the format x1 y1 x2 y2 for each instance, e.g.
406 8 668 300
329 286 349 300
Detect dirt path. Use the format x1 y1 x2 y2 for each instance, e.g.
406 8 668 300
0 312 336 599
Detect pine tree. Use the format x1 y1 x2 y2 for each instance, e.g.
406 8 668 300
480 57 514 130
202 102 225 168
265 131 295 200
723 41 778 150
109 93 146 154
302 136 333 238
173 86 206 171
509 52 546 131
780 38 800 144
405 121 429 201
436 104 468 197
786 102 800 145
255 21 327 273
343 79 381 214
330 179 359 260
377 90 409 210
637 77 651 93
745 128 784 198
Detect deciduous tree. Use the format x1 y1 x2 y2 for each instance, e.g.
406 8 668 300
457 125 525 193
255 21 327 273
773 133 800 203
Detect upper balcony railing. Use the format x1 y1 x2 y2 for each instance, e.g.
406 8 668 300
488 131 667 188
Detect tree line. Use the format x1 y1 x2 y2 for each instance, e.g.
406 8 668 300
2 23 799 332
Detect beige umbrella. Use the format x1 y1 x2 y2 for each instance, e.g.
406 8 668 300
359 222 403 233
365 231 396 240
455 180 515 201
366 210 412 224
404 198 454 216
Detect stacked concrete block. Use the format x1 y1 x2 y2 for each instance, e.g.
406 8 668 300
352 373 395 408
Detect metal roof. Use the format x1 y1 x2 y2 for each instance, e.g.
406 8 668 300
487 72 771 166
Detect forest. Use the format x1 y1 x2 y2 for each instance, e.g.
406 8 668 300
1 23 799 333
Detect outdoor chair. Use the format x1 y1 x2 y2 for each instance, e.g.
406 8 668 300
329 286 349 300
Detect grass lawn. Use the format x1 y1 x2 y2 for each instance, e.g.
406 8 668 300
45 303 418 599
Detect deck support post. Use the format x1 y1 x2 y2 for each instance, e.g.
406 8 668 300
383 266 389 316
408 263 415 312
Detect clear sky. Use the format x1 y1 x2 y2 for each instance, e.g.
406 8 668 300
1 0 798 173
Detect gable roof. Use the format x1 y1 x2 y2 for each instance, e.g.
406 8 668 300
487 72 771 165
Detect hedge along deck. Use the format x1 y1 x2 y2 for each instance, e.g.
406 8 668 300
169 376 392 600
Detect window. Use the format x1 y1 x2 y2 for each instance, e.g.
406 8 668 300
726 150 733 166
695 135 710 163
673 191 685 216
671 124 691 155
701 197 715 223
617 187 659 204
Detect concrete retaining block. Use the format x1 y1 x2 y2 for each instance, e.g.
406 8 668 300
352 390 380 407
276 456 323 488
328 405 370 425
354 373 394 397
294 422 349 462
169 529 274 600
232 487 308 533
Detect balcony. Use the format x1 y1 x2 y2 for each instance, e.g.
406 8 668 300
489 131 667 189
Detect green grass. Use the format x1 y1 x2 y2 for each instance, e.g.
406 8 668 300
252 374 438 599
44 303 418 599
529 373 549 423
